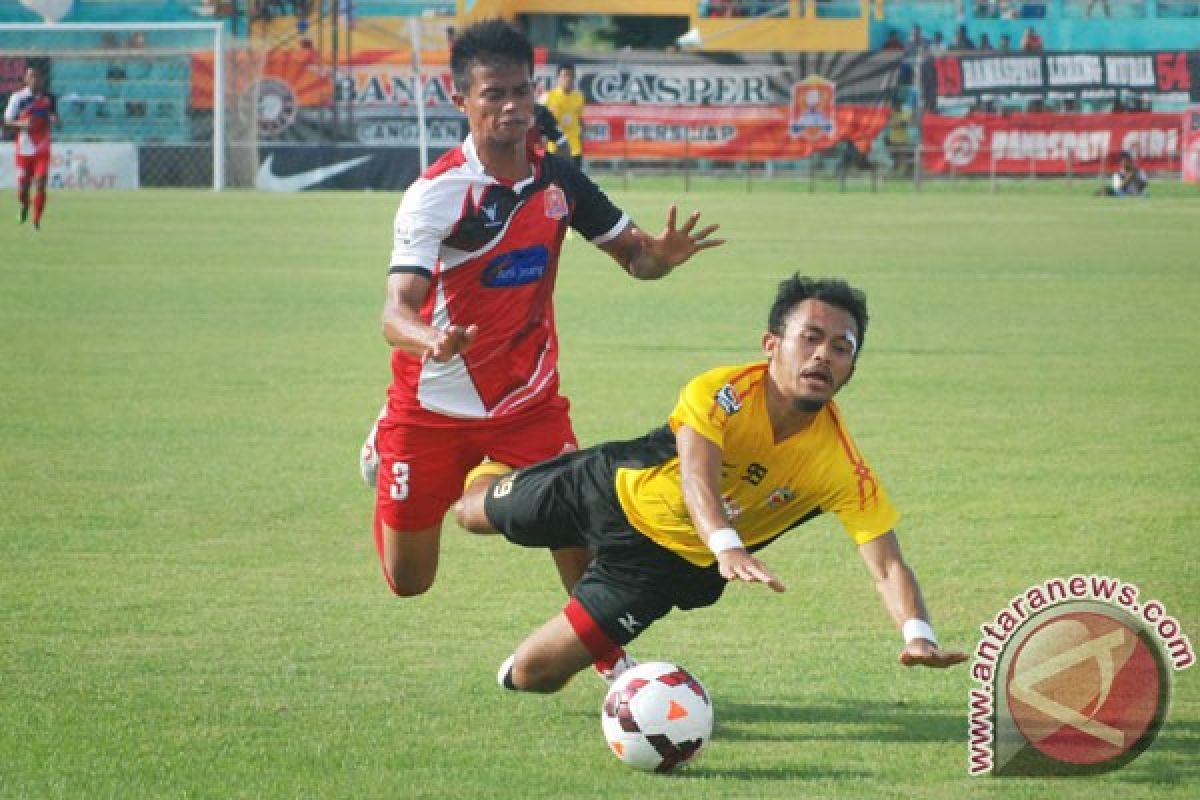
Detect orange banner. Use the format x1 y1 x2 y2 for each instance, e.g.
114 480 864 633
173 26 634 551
583 105 890 160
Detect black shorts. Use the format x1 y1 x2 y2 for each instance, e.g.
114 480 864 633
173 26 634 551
483 439 727 646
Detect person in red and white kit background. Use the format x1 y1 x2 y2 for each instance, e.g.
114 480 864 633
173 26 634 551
363 19 723 683
3 64 58 229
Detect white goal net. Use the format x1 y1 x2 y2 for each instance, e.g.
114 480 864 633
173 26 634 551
0 22 261 189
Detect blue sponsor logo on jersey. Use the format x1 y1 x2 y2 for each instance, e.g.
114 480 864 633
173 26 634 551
481 245 549 288
715 384 742 415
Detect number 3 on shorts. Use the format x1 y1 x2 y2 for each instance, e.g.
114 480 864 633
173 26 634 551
390 462 410 501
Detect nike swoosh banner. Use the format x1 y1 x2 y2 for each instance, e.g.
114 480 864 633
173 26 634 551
254 146 408 191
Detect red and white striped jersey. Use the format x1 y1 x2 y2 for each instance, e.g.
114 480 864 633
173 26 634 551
4 88 56 157
386 135 629 424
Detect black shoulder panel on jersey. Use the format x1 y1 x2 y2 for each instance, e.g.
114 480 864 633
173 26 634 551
538 156 624 242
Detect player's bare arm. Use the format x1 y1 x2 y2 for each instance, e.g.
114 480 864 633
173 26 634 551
600 204 725 280
382 272 477 362
676 424 786 593
857 532 967 668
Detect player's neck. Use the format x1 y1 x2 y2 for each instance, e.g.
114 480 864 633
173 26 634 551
477 139 532 183
763 383 819 444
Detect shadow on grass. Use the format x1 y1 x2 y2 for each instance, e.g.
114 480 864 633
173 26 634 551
709 698 964 744
680 764 873 782
1109 718 1200 786
571 696 962 746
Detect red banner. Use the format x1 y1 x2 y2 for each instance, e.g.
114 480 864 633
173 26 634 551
1183 108 1200 184
922 112 1183 175
582 104 889 160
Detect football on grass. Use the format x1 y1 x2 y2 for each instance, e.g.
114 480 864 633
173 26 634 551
601 661 713 772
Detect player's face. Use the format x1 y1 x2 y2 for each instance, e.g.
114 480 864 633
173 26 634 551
25 68 44 93
557 68 575 92
455 62 535 150
763 299 858 413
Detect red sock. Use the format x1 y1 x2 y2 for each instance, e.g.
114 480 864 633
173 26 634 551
32 190 45 225
593 647 628 674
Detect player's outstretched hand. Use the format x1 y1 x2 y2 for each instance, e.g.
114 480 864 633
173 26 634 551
899 639 968 669
716 549 786 593
646 204 725 269
426 324 478 363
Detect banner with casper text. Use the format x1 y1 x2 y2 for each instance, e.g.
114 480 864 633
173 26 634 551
0 142 138 189
192 48 901 162
921 112 1182 175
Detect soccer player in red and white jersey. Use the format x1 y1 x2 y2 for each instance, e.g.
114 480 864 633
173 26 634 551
3 65 58 230
366 19 723 683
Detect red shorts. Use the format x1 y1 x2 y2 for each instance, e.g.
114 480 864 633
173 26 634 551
373 398 578 533
15 151 50 181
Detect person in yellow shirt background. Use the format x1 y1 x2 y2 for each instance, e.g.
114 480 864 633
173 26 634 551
542 63 585 168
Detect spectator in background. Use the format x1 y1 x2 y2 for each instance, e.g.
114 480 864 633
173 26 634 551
952 25 975 50
882 29 904 51
542 63 586 168
1020 27 1044 53
1096 150 1148 197
706 0 735 17
532 103 569 154
885 95 913 175
999 33 1012 52
1087 0 1111 16
930 32 947 56
978 32 995 51
906 24 928 57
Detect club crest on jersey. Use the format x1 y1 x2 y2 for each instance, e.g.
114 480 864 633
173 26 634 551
766 487 795 509
481 244 550 288
543 185 568 220
715 384 742 415
721 494 743 523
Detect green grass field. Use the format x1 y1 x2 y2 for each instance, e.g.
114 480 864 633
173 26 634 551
1 185 1197 798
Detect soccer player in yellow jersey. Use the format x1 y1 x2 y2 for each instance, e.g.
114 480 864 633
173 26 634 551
456 275 967 692
542 63 585 167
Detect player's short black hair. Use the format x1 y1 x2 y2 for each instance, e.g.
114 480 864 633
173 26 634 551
558 63 576 75
450 18 534 94
768 275 869 354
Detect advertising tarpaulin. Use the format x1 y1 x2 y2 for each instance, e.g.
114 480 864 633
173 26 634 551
571 53 900 159
1182 107 1200 184
921 112 1182 175
0 141 139 189
923 51 1200 112
193 48 900 161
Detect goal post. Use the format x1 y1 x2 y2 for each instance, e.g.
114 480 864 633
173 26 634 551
0 21 259 190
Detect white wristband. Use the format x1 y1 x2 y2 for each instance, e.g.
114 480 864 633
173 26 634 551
707 527 745 555
902 618 938 646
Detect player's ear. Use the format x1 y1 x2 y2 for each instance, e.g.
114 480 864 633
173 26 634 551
452 91 466 113
761 331 778 360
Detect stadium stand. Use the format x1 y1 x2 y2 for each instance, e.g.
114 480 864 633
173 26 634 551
875 0 1200 50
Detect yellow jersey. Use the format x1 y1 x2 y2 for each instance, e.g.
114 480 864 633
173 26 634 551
542 87 585 157
614 362 899 567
